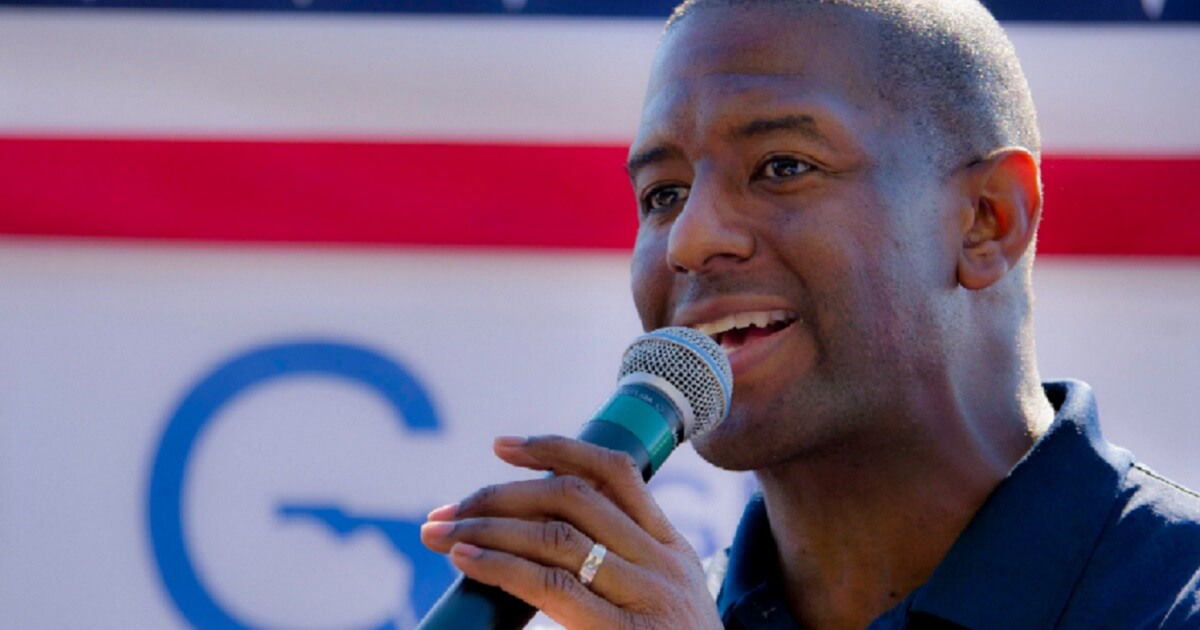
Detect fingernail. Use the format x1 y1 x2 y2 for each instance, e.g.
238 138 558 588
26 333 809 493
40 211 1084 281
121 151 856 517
452 542 483 559
420 521 453 539
494 435 528 448
426 502 458 521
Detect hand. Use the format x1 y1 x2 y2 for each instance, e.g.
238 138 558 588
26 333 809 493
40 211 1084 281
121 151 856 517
420 435 722 630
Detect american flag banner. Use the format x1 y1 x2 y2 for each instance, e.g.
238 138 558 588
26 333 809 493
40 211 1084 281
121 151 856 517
0 1 1197 628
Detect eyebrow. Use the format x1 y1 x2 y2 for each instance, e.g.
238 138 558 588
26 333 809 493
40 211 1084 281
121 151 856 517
626 114 828 179
733 114 822 140
626 146 679 180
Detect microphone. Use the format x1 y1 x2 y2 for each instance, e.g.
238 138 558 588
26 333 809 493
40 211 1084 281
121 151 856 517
416 326 733 629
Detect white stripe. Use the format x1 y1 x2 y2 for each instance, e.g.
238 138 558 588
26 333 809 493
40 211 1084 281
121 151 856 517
1009 26 1200 154
1033 258 1200 491
0 9 663 143
1 9 1197 151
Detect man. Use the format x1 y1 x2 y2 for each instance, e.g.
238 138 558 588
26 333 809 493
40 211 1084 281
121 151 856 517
421 0 1200 627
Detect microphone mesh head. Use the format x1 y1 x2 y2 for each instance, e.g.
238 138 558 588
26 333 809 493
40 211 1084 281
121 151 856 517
618 327 732 439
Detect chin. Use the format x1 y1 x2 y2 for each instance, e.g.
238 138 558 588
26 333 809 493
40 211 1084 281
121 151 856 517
690 410 781 472
690 391 870 472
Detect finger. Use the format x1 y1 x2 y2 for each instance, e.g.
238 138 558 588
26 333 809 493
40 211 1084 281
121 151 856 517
446 474 660 563
422 517 591 563
421 517 642 604
448 542 633 630
490 435 546 471
494 435 682 547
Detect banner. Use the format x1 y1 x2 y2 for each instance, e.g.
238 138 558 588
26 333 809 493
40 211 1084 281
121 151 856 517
1 4 1197 628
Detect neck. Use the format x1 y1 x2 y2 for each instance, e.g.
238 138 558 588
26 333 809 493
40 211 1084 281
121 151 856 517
755 376 1054 629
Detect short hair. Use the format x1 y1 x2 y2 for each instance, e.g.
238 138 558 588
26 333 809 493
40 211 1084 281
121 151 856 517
665 0 1041 171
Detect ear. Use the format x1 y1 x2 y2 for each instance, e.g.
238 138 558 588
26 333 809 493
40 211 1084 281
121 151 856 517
956 148 1042 291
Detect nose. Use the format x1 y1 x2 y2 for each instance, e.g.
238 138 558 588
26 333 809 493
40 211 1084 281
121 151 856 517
666 177 755 273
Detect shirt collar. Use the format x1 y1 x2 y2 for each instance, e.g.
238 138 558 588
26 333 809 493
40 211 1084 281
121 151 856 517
908 379 1134 627
717 493 801 628
716 380 1133 629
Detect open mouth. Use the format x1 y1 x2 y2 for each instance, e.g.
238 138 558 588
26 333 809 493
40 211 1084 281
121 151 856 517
691 309 798 352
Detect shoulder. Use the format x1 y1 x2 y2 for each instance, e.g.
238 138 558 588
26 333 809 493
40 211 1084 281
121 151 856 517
1062 461 1200 627
1115 462 1200 566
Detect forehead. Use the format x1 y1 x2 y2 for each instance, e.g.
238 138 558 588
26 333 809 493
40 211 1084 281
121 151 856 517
633 5 888 154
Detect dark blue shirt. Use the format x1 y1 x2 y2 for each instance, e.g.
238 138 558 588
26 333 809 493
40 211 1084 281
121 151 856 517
714 380 1200 628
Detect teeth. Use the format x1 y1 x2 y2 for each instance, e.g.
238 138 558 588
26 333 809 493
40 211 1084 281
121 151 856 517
693 315 736 338
690 309 797 338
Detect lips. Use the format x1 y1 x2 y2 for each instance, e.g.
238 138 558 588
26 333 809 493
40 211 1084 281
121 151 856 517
690 309 798 352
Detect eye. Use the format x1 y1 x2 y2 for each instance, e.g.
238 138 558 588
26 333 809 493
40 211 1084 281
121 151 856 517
756 156 813 180
641 184 689 214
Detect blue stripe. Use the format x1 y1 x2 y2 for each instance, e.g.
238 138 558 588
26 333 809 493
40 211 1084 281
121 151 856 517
2 0 1197 21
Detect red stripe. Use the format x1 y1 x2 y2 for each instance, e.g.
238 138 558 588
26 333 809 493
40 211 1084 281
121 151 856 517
0 137 638 250
1038 156 1200 256
1 137 1197 256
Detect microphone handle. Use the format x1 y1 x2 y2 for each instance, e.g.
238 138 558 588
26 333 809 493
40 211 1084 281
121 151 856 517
417 383 680 629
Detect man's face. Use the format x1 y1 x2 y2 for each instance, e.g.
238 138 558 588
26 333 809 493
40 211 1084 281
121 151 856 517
629 6 962 469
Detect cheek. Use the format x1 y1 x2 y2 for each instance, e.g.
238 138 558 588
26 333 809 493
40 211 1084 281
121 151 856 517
630 230 670 331
779 215 900 340
815 234 923 359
